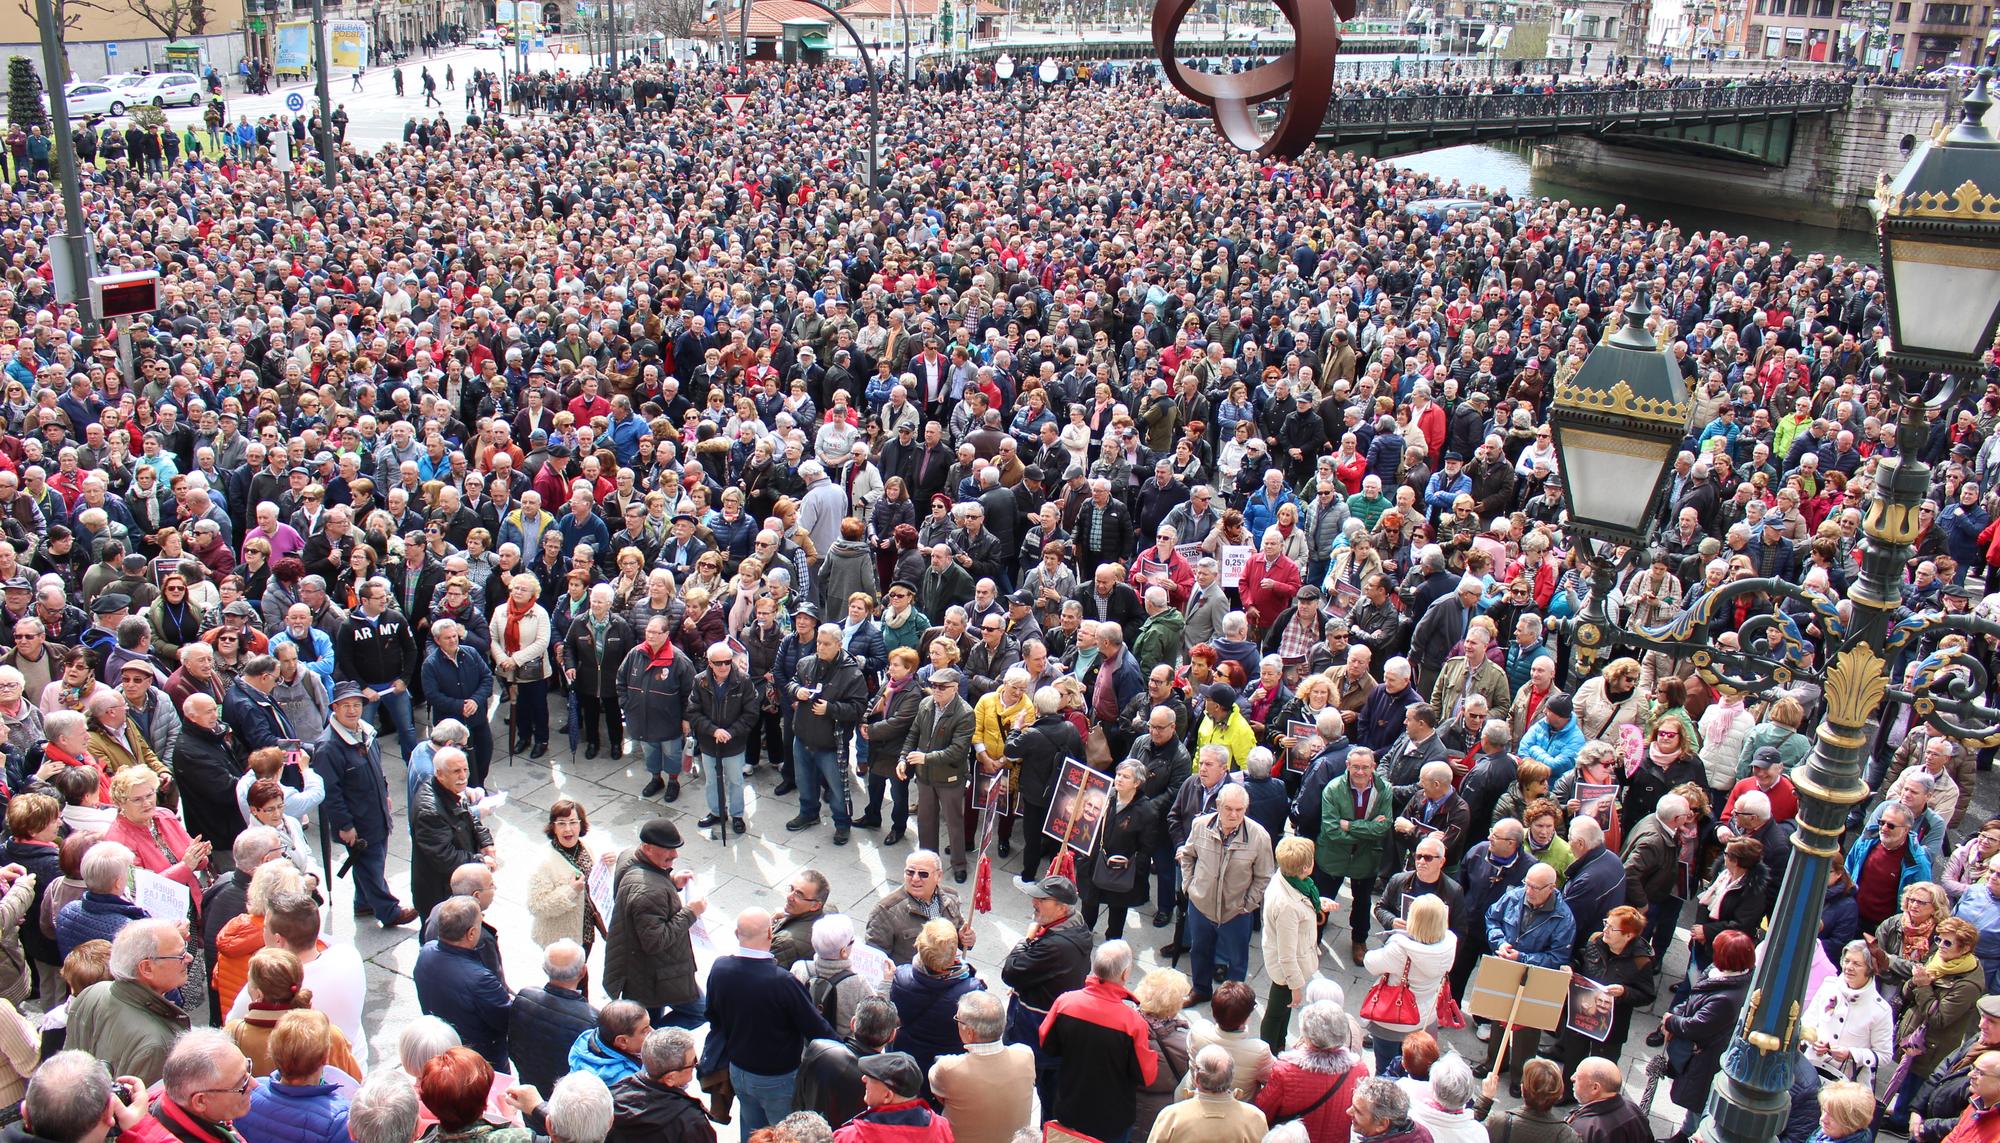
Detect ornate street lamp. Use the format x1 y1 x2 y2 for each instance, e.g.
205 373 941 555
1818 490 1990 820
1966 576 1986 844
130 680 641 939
1546 286 1689 546
1873 70 2000 373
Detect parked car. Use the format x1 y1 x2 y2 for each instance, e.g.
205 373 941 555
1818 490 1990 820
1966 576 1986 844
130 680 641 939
473 29 504 48
61 81 130 118
119 72 203 107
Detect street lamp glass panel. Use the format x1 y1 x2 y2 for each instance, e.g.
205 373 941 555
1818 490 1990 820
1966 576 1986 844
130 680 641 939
1883 236 2000 363
1553 426 1676 537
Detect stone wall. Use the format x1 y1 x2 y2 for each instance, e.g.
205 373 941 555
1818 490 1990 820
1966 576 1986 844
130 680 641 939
1528 84 1946 230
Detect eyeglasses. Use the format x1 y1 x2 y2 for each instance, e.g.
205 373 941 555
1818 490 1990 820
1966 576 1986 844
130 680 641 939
903 869 932 880
147 949 194 964
1656 729 1679 739
1415 853 1442 863
194 1066 256 1097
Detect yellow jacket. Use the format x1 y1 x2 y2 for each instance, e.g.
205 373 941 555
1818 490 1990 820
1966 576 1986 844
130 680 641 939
1196 708 1256 770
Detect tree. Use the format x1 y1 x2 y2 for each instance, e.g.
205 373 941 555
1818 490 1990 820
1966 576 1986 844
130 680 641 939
7 57 47 134
124 0 208 40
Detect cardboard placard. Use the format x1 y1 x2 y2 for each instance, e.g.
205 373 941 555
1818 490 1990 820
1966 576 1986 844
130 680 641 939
1465 955 1571 1033
1566 974 1615 1041
1042 757 1112 859
1286 719 1322 773
1219 544 1253 587
131 867 192 922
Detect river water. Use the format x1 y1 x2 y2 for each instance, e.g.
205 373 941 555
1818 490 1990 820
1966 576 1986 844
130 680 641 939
1397 142 1882 264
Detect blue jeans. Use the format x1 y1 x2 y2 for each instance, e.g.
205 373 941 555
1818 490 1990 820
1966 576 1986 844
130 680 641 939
1186 908 1254 995
729 1065 796 1133
703 752 746 817
642 738 684 777
793 739 851 828
363 686 420 759
652 992 706 1029
347 834 403 919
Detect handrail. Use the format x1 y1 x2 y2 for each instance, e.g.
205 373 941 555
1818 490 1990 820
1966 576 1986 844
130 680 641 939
1320 78 1852 131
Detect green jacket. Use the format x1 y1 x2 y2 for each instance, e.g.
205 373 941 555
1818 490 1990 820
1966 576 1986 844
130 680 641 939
880 606 932 656
1316 774 1394 879
66 979 190 1086
1733 721 1810 782
1132 607 1186 676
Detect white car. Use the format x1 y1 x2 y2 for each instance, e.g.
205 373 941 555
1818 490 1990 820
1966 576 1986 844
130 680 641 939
118 72 203 107
62 81 131 118
472 29 504 49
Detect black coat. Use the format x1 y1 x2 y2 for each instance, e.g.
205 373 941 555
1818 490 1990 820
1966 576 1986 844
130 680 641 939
509 983 597 1097
1088 792 1161 909
1563 933 1656 1059
5 838 62 966
616 642 697 742
1010 712 1084 806
1664 971 1751 1111
1561 845 1627 953
564 612 636 698
865 680 924 777
606 1073 716 1143
172 721 246 858
686 668 759 758
409 778 494 920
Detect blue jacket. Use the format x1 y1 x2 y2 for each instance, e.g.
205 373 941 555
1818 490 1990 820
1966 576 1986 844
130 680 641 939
567 1028 642 1088
605 412 645 466
1560 845 1626 948
420 645 495 727
507 983 598 1095
1242 487 1299 539
271 627 336 681
1518 717 1587 783
56 891 149 959
1484 887 1576 969
413 940 513 1071
311 725 394 845
556 511 611 563
1843 828 1934 893
1423 470 1472 517
223 679 294 754
888 964 987 1078
707 953 836 1077
236 1076 352 1143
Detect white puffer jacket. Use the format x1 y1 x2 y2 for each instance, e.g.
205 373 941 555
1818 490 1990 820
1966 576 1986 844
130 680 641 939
1360 928 1459 1035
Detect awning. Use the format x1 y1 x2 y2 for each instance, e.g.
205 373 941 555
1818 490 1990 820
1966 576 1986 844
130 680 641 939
800 31 829 46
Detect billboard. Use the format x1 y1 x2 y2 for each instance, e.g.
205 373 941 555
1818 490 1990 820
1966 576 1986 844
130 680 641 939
327 20 369 70
275 20 311 74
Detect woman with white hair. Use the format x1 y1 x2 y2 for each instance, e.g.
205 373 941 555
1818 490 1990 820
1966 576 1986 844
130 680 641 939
1254 1001 1369 1141
792 912 880 1032
1410 1052 1485 1143
394 1016 521 1132
1800 939 1895 1087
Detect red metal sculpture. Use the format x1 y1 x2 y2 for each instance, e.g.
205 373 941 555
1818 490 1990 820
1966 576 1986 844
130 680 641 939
1151 0 1355 158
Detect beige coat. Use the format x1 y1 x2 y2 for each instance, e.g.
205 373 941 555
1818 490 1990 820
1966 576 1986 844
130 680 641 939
1260 873 1321 995
1144 1092 1268 1143
1178 814 1275 925
525 846 591 948
929 1043 1037 1143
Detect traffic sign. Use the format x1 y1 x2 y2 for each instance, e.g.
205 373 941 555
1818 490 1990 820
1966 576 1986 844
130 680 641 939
107 43 119 57
723 93 747 116
286 92 305 111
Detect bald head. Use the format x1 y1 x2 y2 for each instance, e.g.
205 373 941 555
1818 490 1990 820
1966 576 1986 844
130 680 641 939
735 908 772 949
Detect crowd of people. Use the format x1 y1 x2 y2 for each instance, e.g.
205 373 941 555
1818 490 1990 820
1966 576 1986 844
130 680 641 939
0 41 1998 1143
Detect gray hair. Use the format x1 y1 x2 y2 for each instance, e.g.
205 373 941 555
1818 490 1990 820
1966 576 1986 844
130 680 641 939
545 1073 615 1143
1246 748 1275 781
1033 686 1062 716
161 1028 242 1104
543 939 586 984
396 1016 462 1074
1430 1052 1477 1111
853 996 901 1049
431 618 461 641
1568 815 1604 851
23 1051 114 1143
1191 1044 1237 1095
1144 585 1168 609
1220 611 1249 639
232 825 286 869
1657 792 1691 822
641 1026 697 1079
1263 1125 1312 1143
1733 790 1772 821
777 1113 836 1143
1091 939 1134 986
812 913 856 959
1115 759 1145 785
43 708 86 743
1354 1076 1411 1125
435 896 481 943
1298 1001 1354 1051
956 990 1005 1042
350 1070 422 1143
82 841 137 895
428 718 471 746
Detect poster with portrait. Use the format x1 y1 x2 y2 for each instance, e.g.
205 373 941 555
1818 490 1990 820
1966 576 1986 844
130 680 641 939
1042 758 1112 859
1565 975 1615 1041
1577 783 1619 832
975 767 1013 816
1286 719 1322 773
1327 578 1362 619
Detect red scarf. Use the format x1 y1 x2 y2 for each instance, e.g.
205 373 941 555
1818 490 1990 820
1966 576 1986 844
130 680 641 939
504 596 535 654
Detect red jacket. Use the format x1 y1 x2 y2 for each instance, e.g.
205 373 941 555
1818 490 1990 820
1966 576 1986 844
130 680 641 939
831 1098 956 1143
1238 553 1301 626
1040 978 1157 1140
1255 1059 1369 1143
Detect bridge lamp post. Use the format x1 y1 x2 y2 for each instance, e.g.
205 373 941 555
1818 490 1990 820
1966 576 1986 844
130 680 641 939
1685 65 2000 1143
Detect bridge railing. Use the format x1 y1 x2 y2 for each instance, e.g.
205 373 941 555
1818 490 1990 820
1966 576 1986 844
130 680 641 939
1321 78 1852 130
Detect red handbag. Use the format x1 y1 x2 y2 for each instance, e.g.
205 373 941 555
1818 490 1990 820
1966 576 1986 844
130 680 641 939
1358 953 1422 1026
1436 980 1466 1029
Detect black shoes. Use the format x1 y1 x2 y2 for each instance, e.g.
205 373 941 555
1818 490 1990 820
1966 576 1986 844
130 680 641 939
883 828 905 845
530 742 549 759
853 814 882 829
585 744 600 759
953 869 967 884
665 778 681 802
774 780 797 796
732 817 746 833
786 815 819 832
697 814 722 829
1645 1028 1667 1048
998 840 1011 859
1152 911 1172 928
834 830 850 846
641 775 666 798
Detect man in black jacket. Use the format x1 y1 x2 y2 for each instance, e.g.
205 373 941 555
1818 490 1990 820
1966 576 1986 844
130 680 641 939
408 747 495 921
509 939 598 1097
999 875 1092 1105
173 692 247 867
687 646 759 837
796 996 899 1130
607 1026 714 1143
1008 687 1085 886
786 624 868 844
334 574 421 760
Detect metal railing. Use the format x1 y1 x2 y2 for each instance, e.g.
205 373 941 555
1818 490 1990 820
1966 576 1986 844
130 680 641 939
1320 77 1852 131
